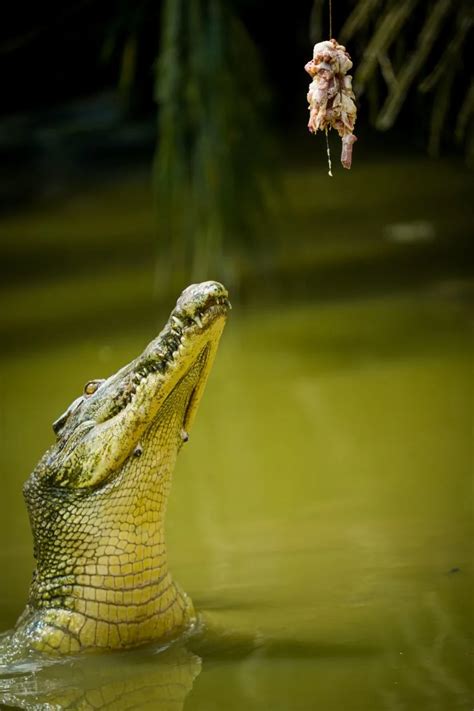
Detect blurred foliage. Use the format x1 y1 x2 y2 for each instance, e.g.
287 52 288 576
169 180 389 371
100 0 160 115
311 0 474 162
153 0 274 287
2 0 472 286
107 0 472 284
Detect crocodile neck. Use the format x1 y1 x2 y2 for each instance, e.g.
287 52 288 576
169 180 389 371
22 378 195 653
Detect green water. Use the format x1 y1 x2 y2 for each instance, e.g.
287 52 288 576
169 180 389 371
0 153 473 709
0 284 472 710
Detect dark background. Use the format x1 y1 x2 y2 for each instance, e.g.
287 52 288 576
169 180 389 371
0 0 472 333
1 1 471 172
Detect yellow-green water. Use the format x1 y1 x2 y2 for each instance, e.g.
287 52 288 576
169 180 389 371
0 283 472 710
0 152 473 709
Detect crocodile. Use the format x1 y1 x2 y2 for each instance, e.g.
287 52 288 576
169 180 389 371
8 281 230 655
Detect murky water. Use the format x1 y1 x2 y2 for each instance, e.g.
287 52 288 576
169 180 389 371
0 279 472 709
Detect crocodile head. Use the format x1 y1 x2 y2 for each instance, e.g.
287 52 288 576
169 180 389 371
19 281 230 654
41 281 230 489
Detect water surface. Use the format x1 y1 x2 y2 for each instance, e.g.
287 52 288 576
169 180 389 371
0 283 472 710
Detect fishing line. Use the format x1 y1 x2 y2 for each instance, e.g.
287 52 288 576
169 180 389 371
325 128 333 177
325 0 333 176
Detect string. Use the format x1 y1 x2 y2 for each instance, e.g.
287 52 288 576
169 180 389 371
326 0 333 177
325 128 333 177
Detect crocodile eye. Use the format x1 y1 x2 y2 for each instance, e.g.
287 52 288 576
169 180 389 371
84 380 103 396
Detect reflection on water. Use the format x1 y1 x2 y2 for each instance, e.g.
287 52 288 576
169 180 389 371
0 280 471 710
0 637 201 710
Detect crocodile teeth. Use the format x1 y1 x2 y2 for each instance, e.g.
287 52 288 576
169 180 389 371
193 315 203 328
171 316 184 329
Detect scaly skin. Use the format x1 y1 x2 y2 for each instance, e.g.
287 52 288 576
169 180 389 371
12 282 230 654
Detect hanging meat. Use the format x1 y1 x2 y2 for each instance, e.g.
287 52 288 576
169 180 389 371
305 39 358 170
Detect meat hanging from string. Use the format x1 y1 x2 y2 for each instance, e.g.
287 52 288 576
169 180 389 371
305 39 358 172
